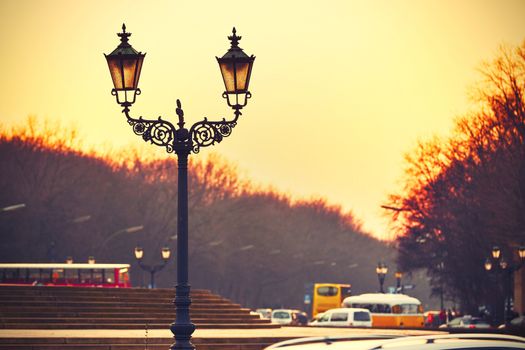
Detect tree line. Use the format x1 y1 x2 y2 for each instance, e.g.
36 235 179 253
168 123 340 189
0 117 418 309
385 41 525 322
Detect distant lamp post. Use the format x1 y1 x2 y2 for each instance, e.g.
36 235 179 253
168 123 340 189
436 261 445 310
484 245 525 325
105 24 254 350
134 246 171 289
395 271 403 293
376 262 388 293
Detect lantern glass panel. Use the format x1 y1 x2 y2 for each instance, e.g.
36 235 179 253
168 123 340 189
161 247 171 260
519 247 525 259
220 61 252 93
492 246 501 259
233 61 251 91
107 55 144 90
134 247 144 260
219 62 236 93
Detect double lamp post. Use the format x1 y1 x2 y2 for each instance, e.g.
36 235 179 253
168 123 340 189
104 24 255 350
484 245 525 325
134 246 171 289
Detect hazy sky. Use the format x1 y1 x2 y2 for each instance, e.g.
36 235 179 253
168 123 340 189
1 0 524 240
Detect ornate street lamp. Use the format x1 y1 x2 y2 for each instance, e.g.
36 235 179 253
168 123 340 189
104 24 255 350
376 262 388 293
134 246 171 289
216 27 255 110
484 245 525 326
104 24 145 107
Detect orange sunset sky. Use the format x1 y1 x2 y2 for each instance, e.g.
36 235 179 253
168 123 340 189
1 0 524 240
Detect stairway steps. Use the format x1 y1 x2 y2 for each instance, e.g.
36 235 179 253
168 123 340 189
0 286 273 330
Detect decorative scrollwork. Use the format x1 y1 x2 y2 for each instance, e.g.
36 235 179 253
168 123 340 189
126 115 177 154
189 118 237 154
121 99 240 155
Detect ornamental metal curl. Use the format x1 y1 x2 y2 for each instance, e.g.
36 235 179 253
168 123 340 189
125 112 178 154
189 118 237 154
122 101 239 155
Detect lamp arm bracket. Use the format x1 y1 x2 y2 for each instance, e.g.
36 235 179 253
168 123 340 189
123 107 179 154
189 116 238 154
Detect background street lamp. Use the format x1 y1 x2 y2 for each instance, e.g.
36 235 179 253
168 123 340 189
395 271 403 293
105 24 255 350
484 245 525 325
376 262 388 293
134 246 171 288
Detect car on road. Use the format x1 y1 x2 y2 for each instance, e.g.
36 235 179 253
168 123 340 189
498 315 525 335
309 308 372 327
439 315 491 329
264 333 525 350
254 308 272 319
271 309 307 326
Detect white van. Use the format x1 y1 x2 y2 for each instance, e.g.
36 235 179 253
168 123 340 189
309 308 372 327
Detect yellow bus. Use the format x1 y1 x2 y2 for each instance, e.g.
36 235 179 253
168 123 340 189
311 283 351 318
342 293 424 328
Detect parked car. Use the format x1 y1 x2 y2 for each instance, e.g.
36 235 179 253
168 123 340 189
271 309 306 325
265 333 525 350
255 308 272 319
498 315 525 335
309 308 372 327
440 315 491 329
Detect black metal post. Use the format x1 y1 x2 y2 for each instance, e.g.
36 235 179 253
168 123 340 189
170 150 195 350
378 275 385 293
504 269 513 326
150 270 156 289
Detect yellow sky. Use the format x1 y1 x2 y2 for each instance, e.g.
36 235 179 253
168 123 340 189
1 0 524 240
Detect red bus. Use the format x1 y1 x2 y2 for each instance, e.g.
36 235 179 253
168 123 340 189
0 263 131 288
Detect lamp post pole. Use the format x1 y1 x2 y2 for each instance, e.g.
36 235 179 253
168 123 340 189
376 262 388 293
104 25 255 350
395 271 402 294
484 246 525 326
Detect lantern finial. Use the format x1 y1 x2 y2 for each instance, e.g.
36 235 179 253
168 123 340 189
117 23 132 46
228 27 241 48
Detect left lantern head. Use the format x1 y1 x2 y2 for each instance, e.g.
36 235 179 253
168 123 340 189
104 24 146 107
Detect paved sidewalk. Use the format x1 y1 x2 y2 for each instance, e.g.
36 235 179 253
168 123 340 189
0 327 444 339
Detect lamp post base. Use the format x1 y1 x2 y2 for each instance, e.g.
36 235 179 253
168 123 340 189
170 284 196 350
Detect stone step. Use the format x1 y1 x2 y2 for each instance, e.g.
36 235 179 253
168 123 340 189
0 294 225 303
0 297 231 305
0 317 268 324
0 287 212 297
0 310 256 317
0 301 242 309
0 305 250 315
0 336 291 350
0 323 280 329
